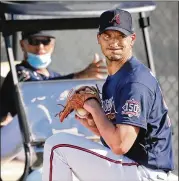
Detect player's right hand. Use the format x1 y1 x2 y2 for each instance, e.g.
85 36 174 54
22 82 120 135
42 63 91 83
75 114 101 136
75 113 96 127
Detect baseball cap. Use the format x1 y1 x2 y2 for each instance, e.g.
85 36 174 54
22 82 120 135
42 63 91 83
99 8 134 36
21 30 55 40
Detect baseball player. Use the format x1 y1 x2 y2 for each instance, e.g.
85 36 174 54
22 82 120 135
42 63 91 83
42 9 174 181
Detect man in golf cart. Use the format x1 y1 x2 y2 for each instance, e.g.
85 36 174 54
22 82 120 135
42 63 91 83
0 30 107 126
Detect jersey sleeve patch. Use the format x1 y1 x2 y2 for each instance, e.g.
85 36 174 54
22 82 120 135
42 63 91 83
121 98 141 118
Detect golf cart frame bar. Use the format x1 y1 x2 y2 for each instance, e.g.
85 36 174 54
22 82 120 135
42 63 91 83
0 1 156 181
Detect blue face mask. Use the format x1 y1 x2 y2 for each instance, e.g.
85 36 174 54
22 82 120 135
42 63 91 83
26 52 52 69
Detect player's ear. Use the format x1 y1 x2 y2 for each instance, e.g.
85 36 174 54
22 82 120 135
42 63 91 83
130 33 136 47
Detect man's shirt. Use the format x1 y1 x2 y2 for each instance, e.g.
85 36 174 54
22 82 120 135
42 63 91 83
101 56 174 172
0 61 74 119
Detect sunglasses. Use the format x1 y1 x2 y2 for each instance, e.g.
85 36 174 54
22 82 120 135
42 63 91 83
27 37 52 46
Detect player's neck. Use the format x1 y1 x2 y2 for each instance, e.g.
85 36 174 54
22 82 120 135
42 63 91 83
107 54 132 75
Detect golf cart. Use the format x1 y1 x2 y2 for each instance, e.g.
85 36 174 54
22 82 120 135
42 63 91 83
0 1 178 181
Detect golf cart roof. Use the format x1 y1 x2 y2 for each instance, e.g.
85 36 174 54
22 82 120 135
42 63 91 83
0 1 156 18
0 1 156 36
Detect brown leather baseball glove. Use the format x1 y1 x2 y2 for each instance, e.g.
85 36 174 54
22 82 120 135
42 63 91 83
57 85 101 122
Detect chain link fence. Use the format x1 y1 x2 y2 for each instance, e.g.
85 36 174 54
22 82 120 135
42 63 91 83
159 75 178 175
150 2 178 174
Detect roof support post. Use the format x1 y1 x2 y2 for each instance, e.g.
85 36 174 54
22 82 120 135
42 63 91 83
139 12 156 76
1 14 32 181
11 14 18 61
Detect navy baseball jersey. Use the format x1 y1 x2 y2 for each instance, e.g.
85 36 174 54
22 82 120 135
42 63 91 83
0 61 74 119
101 56 174 172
